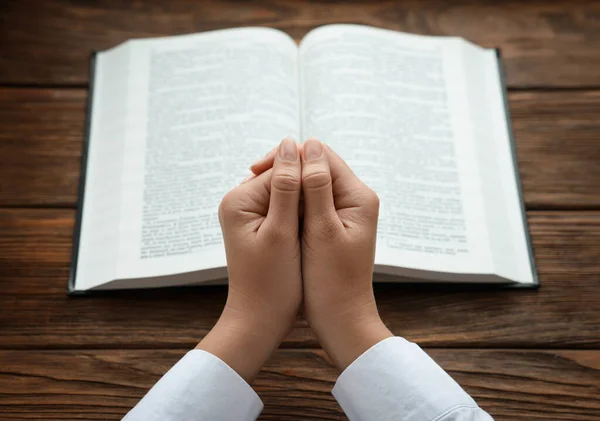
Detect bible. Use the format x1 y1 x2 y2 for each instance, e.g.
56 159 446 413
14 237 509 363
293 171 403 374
69 24 538 294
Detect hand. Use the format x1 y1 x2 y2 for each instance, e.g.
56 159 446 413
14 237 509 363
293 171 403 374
300 139 392 370
197 137 303 382
252 139 392 371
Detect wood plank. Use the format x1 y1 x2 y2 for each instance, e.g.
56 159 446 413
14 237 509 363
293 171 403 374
1 0 600 87
0 349 598 420
511 90 600 209
0 89 84 207
1 209 599 349
2 88 600 208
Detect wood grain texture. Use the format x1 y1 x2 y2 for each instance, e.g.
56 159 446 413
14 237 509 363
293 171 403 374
0 89 85 207
0 348 598 420
511 90 600 209
2 88 600 208
1 0 598 416
1 0 600 87
1 209 599 349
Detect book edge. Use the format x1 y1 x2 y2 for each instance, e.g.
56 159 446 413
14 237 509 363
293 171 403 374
68 52 98 296
67 278 534 297
495 48 540 289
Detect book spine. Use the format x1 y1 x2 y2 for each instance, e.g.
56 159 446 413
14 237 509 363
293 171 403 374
495 49 540 288
68 52 98 296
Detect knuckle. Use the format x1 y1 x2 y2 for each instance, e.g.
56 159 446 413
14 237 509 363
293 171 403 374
366 189 380 208
219 190 240 220
272 168 301 192
302 169 332 190
359 188 380 216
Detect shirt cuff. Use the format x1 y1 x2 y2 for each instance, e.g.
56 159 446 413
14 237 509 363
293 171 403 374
123 349 263 421
332 337 483 421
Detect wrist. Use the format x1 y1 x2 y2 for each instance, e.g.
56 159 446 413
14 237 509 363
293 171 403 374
220 302 295 344
309 296 393 371
197 305 292 383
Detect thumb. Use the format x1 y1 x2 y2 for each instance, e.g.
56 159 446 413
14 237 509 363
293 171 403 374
264 137 302 230
301 139 342 227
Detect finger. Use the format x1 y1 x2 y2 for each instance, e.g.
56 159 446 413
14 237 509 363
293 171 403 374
251 142 304 176
249 146 277 175
241 173 256 184
264 137 302 229
248 167 304 220
301 139 341 226
221 168 273 225
241 167 273 208
324 144 369 199
324 143 379 219
323 144 362 188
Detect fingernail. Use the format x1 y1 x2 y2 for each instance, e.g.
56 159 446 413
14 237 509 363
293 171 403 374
304 139 323 161
250 153 268 168
241 174 254 183
279 137 297 161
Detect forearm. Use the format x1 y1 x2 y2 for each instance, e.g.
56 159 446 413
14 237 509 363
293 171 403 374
123 305 287 421
123 342 264 421
314 291 492 420
318 316 393 371
307 286 392 371
197 303 293 383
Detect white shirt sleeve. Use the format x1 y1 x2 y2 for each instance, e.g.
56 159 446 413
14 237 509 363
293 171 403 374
122 349 263 421
332 337 494 421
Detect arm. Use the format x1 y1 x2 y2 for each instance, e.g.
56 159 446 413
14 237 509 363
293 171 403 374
300 140 494 421
252 139 494 421
123 138 303 421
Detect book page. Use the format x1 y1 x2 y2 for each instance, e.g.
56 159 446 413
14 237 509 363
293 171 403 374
299 25 494 276
76 28 299 290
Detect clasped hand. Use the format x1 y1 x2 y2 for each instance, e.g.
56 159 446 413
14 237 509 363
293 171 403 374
198 138 392 382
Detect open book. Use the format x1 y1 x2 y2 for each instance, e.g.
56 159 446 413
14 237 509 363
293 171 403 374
70 24 538 294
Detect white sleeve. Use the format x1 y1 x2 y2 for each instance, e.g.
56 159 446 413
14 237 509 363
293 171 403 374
122 350 263 421
332 337 493 421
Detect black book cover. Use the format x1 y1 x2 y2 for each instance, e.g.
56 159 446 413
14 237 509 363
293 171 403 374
495 49 539 289
68 52 97 296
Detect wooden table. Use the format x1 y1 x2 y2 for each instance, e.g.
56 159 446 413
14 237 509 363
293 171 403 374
1 1 599 419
